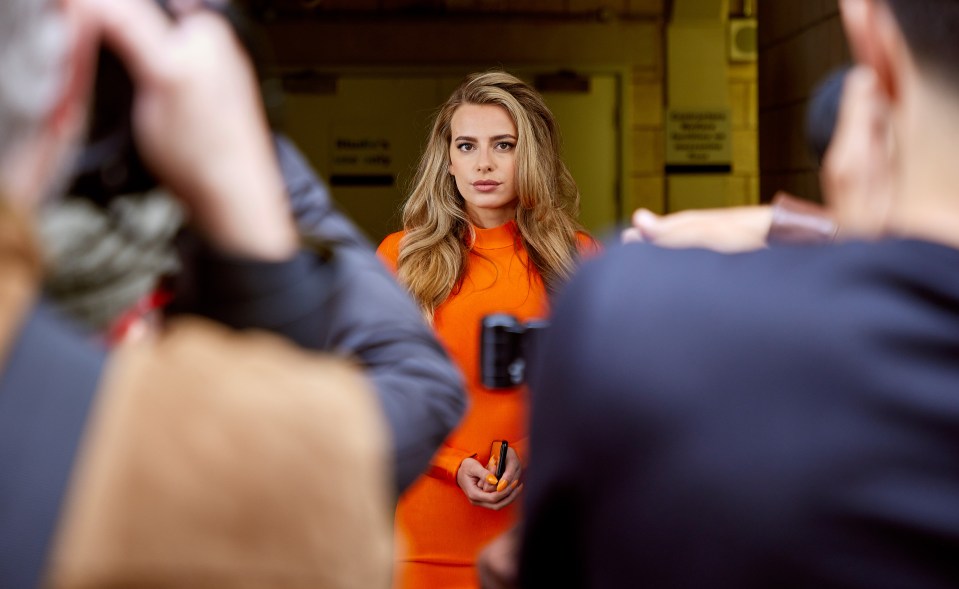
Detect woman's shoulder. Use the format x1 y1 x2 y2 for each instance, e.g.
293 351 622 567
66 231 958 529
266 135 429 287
376 230 407 269
575 231 601 257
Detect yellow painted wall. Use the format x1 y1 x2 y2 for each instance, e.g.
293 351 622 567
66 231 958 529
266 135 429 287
758 0 847 203
281 71 622 242
665 0 759 212
256 0 758 233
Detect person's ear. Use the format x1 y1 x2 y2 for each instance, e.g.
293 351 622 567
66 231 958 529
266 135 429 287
840 0 904 102
840 0 876 65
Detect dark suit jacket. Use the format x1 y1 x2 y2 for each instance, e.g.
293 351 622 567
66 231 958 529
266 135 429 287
521 239 959 588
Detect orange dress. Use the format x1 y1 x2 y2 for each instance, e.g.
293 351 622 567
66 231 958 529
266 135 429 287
377 221 593 589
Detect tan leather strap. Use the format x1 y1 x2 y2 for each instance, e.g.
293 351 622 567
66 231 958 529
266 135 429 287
0 201 42 365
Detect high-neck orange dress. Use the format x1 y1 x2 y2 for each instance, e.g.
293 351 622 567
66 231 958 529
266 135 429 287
378 221 593 588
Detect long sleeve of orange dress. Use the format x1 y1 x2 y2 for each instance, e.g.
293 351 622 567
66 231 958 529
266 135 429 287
378 221 594 588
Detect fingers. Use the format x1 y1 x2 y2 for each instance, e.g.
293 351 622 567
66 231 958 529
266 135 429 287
459 450 524 510
624 208 679 246
77 0 172 82
459 458 496 494
499 467 520 490
621 227 644 243
464 472 522 510
501 447 522 480
482 473 498 493
631 208 662 241
470 472 522 509
466 482 523 510
486 452 498 486
486 482 523 510
632 208 659 231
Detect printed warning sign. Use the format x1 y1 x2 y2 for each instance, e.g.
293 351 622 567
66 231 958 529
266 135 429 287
666 109 732 168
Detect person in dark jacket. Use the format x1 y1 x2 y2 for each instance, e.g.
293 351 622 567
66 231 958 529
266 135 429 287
517 1 959 587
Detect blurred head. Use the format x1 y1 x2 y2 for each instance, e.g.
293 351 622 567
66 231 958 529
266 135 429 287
882 0 959 88
0 0 68 161
841 0 959 101
397 71 584 318
833 0 959 243
806 67 849 165
39 190 182 344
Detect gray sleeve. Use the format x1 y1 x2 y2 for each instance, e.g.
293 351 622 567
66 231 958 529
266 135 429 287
274 134 466 493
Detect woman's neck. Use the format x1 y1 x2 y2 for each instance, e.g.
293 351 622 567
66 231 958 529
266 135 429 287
467 206 516 229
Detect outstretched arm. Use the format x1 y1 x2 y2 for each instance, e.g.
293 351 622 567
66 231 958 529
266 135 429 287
622 193 837 252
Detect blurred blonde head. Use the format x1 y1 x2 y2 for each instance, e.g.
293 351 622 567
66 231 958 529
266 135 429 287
397 70 584 318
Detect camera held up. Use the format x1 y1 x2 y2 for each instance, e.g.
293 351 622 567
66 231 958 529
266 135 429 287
67 0 275 206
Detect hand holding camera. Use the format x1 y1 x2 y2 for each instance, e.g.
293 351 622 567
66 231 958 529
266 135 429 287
79 0 295 260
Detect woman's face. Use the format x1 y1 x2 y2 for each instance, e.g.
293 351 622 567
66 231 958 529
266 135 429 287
448 103 518 228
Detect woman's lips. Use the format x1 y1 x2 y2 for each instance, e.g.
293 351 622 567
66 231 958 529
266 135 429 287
472 181 501 193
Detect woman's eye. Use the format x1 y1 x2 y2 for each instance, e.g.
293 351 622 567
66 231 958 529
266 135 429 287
496 142 515 151
457 143 474 152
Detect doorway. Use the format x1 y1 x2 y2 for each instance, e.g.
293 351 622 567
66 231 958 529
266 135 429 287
281 70 622 243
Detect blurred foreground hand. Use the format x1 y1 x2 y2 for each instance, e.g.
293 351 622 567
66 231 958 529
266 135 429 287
622 205 773 253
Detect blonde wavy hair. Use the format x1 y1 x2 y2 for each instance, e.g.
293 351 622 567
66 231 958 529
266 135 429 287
397 71 585 318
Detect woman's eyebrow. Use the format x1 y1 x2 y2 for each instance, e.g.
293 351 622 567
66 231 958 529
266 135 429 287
453 134 517 142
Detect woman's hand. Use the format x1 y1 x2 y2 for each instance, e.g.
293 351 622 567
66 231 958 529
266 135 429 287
456 449 523 511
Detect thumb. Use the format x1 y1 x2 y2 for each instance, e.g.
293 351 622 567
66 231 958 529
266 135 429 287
631 208 661 239
78 0 172 83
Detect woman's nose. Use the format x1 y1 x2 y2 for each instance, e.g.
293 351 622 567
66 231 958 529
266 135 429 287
476 149 494 172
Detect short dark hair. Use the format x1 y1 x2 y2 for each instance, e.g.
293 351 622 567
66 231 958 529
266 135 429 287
884 0 959 83
805 67 848 164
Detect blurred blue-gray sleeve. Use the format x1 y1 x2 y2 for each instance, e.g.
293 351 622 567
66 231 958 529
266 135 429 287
275 134 466 493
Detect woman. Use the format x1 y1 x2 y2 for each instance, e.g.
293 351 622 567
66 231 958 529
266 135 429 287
378 71 595 588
